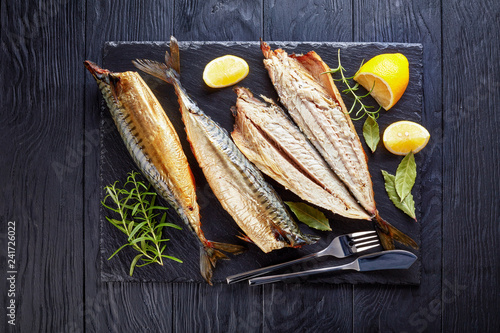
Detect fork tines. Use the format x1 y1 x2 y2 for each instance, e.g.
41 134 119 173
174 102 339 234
349 230 380 253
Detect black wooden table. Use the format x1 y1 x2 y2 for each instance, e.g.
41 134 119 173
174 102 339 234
1 1 499 332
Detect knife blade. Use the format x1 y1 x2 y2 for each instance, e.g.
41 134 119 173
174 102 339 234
248 250 417 286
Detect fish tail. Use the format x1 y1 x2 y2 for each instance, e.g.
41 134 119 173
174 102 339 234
373 212 418 250
132 58 178 85
200 241 246 285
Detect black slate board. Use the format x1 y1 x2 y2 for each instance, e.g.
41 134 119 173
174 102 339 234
98 41 424 285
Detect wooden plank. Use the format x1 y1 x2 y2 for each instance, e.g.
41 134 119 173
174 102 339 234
83 1 175 332
174 284 264 332
0 0 85 331
264 0 352 42
170 2 265 332
442 0 500 331
174 0 262 41
352 0 443 332
262 1 354 332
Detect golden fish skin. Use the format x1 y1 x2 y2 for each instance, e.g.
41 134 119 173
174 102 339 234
231 86 370 221
133 58 319 253
84 61 244 284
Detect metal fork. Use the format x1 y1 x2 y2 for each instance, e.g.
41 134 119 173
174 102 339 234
226 230 380 284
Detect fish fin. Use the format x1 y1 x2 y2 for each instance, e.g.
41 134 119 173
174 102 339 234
374 212 418 250
210 241 246 255
230 105 238 117
260 39 272 58
133 58 177 84
169 36 181 74
236 232 255 244
270 223 320 247
108 74 122 104
289 233 320 248
200 241 246 285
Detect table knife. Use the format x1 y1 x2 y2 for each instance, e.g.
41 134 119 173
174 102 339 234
248 250 417 286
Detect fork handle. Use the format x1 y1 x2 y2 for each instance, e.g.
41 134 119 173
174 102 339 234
226 252 321 284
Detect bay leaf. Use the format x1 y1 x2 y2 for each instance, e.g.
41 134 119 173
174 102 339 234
395 151 416 202
382 170 416 220
363 116 380 153
285 202 331 231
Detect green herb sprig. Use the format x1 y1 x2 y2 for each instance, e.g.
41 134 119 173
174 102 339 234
323 50 382 153
102 171 182 276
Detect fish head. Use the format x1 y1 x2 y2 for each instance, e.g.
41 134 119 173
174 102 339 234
84 60 123 103
84 60 111 82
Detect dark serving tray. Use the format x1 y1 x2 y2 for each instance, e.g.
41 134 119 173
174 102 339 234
98 41 424 285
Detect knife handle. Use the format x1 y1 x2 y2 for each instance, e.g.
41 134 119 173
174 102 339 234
248 261 357 286
226 252 320 284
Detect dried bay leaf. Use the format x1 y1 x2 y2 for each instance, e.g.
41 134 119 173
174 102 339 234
382 170 416 220
363 116 380 153
395 151 416 201
285 202 331 231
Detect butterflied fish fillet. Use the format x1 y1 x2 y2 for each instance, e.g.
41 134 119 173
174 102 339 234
133 47 318 253
84 61 244 285
261 42 417 250
231 86 370 221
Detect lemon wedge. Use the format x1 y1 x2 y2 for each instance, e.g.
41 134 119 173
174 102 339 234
354 53 409 110
383 121 430 155
202 55 249 88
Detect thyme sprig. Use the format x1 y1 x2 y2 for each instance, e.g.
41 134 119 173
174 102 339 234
102 171 182 276
323 49 382 152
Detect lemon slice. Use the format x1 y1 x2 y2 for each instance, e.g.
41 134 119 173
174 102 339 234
383 121 430 155
354 53 409 110
202 55 249 88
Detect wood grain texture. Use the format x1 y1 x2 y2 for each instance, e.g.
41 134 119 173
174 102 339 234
0 0 85 331
174 0 262 41
1 0 499 331
442 0 500 331
264 0 352 41
262 2 354 332
174 284 263 332
352 0 443 332
263 283 352 332
170 2 264 331
84 1 175 332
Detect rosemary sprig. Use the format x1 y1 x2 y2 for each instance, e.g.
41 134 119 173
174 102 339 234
102 171 182 276
323 50 382 152
325 49 382 120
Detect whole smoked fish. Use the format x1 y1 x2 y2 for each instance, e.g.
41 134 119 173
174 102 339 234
84 61 244 284
133 51 318 253
261 42 417 250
